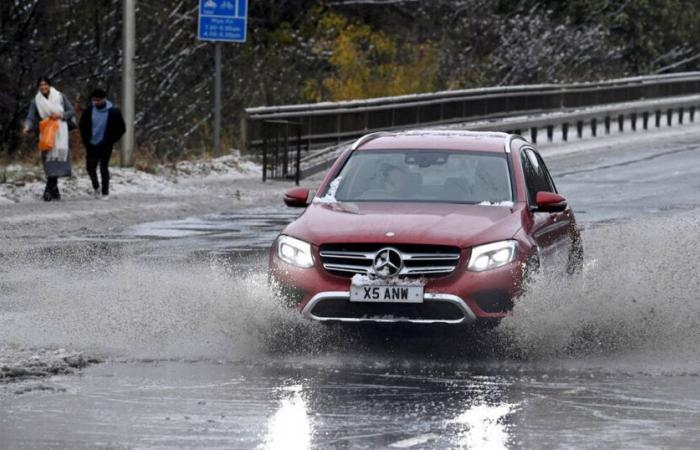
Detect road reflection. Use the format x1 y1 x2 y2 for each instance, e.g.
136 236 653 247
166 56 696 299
263 385 313 450
2 352 699 448
453 401 516 450
253 357 520 449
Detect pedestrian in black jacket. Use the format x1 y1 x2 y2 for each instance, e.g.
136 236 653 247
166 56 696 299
79 89 126 199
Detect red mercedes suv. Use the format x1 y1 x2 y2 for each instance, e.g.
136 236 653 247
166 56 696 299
269 130 582 325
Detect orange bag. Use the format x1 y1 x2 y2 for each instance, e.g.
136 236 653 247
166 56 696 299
38 118 59 152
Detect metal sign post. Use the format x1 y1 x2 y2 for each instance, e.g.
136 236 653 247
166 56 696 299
198 0 248 157
121 0 135 166
214 42 222 157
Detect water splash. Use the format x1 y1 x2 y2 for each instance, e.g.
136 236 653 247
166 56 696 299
0 249 328 361
499 212 700 365
2 210 700 373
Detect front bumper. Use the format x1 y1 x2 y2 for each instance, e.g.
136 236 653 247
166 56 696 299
269 249 525 323
302 291 477 324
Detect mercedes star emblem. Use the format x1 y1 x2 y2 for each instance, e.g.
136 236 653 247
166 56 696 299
373 248 403 277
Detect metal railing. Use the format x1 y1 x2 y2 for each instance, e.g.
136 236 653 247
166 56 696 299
466 93 700 140
261 120 307 185
274 92 700 180
243 72 700 154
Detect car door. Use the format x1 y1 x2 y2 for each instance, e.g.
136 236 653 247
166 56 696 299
520 147 573 272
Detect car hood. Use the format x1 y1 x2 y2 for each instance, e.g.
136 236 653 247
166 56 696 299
283 201 524 248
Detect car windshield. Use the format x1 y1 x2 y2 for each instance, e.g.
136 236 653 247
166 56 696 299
330 150 513 203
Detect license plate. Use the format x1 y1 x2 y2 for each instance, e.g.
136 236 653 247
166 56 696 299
350 285 424 303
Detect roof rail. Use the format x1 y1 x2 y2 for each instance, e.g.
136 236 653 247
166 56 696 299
504 134 528 153
350 132 394 150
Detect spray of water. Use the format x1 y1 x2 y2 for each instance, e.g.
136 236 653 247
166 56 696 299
0 248 339 362
499 212 700 365
2 210 699 371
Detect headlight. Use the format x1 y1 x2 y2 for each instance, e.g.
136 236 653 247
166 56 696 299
467 240 518 272
277 235 314 268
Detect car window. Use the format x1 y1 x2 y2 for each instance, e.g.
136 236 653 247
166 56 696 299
533 151 558 193
521 148 555 204
330 150 513 203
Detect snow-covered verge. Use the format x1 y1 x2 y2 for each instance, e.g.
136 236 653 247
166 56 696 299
0 152 261 204
172 152 261 178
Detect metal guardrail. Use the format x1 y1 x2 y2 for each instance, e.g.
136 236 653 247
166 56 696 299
291 93 700 180
261 120 307 185
243 72 700 154
467 93 700 137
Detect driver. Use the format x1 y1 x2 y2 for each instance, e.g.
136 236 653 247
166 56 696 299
380 164 411 195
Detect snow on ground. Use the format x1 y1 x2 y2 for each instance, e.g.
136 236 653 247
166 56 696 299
0 151 261 204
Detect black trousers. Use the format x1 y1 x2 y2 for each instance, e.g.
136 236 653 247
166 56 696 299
86 144 113 195
43 176 59 200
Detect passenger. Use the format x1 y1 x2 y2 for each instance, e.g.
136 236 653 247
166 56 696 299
22 76 77 201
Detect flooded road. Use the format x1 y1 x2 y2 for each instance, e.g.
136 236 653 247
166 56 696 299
3 358 699 449
2 136 700 448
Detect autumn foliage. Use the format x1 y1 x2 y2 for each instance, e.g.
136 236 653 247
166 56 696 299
302 13 439 101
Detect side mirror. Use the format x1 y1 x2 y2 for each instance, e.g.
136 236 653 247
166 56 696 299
283 187 310 207
534 191 567 213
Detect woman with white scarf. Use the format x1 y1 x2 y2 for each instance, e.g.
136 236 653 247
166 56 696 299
23 76 76 201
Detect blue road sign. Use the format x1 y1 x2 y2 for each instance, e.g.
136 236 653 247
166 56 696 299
198 0 247 42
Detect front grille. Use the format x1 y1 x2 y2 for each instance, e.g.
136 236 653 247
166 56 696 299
319 243 460 278
310 298 465 322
